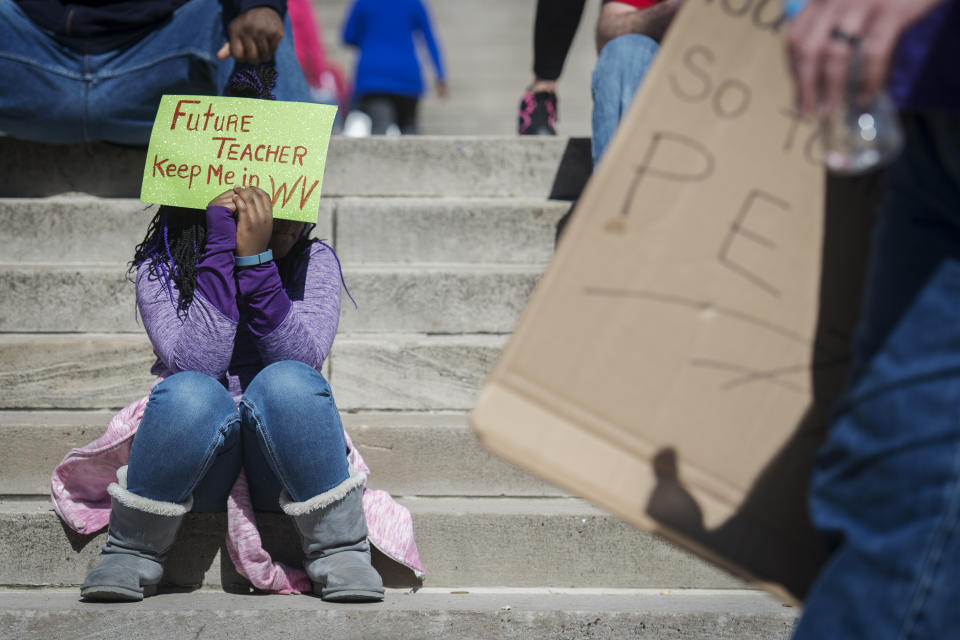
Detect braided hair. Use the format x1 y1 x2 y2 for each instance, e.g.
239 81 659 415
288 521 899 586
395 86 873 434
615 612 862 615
131 204 207 315
130 65 315 316
229 66 277 100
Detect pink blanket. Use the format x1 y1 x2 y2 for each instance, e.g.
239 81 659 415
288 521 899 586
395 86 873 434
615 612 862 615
51 395 424 593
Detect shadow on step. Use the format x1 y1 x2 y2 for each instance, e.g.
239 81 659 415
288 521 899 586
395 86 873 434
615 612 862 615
642 170 886 602
547 138 592 202
0 140 145 197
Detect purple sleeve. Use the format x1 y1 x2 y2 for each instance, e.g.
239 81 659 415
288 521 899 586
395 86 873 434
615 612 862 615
256 242 342 368
136 263 238 379
197 205 240 322
237 262 292 338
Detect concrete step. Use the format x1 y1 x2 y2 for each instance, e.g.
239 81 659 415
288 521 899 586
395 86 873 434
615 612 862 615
0 263 539 334
0 196 567 265
0 136 591 199
0 497 742 590
0 197 333 265
0 333 503 411
0 410 562 497
0 588 797 639
331 333 504 410
329 197 568 265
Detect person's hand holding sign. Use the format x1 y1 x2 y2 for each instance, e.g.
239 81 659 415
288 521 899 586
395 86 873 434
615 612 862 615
232 185 275 259
786 0 945 116
217 7 284 64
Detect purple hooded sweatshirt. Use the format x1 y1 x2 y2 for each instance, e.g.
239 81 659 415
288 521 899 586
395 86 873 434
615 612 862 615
136 205 342 392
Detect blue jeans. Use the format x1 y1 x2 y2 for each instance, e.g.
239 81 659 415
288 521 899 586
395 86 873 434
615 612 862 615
0 0 310 145
793 113 960 638
591 34 659 167
126 361 350 512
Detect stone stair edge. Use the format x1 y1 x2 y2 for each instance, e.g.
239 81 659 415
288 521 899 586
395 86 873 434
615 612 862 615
0 497 745 590
1 261 541 334
0 408 567 498
0 262 548 271
0 331 505 411
0 194 571 204
1 194 567 265
0 136 593 200
1 495 602 514
0 408 471 424
0 587 788 612
0 331 510 342
0 589 797 640
0 133 589 142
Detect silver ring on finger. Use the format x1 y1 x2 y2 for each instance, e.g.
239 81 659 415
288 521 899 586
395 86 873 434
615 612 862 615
830 28 861 46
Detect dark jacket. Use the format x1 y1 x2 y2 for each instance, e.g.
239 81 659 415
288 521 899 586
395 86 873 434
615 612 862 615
15 0 285 38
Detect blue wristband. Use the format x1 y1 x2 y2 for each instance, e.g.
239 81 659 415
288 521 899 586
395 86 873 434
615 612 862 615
235 249 273 267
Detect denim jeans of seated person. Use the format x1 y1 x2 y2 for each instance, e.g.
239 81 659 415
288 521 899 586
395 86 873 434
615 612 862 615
125 361 350 512
792 113 960 639
0 0 310 145
591 33 659 167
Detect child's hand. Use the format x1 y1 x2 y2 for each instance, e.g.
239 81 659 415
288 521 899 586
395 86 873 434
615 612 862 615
209 189 239 212
233 185 274 257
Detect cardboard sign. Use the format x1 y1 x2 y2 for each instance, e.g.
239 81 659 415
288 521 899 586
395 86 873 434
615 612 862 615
140 95 337 222
470 0 879 604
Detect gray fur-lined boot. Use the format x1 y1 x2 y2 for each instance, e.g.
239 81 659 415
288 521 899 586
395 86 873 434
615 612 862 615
281 470 385 602
80 466 191 602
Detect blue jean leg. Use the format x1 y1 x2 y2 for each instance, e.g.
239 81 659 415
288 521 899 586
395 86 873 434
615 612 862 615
0 0 309 144
84 0 224 144
0 0 87 143
126 371 242 508
240 361 350 504
793 114 960 639
91 1 309 144
591 34 659 167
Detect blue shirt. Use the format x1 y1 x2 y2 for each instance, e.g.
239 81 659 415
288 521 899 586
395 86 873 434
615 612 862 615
342 0 446 98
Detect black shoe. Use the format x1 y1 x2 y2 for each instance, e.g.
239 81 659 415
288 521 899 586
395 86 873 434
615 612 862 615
518 90 557 135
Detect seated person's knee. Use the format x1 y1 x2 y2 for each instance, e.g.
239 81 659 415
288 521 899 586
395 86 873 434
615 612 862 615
150 371 233 418
248 360 329 401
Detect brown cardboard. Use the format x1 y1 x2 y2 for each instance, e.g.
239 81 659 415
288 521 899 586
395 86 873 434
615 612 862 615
469 0 882 603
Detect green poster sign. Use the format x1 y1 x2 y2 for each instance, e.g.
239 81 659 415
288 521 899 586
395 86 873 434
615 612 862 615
140 95 338 223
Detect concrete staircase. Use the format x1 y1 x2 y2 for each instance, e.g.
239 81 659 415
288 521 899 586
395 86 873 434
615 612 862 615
0 136 796 638
312 0 604 137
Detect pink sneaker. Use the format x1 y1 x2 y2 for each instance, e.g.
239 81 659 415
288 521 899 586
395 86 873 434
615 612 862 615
517 90 557 135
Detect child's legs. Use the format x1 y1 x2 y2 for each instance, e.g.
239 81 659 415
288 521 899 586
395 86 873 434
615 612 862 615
240 439 286 512
359 94 398 135
394 96 419 135
127 371 241 508
240 361 350 503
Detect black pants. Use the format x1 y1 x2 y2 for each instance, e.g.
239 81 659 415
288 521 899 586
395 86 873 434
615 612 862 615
359 94 419 134
533 0 587 81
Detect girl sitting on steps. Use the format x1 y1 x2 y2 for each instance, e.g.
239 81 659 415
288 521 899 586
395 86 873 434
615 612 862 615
70 67 402 602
